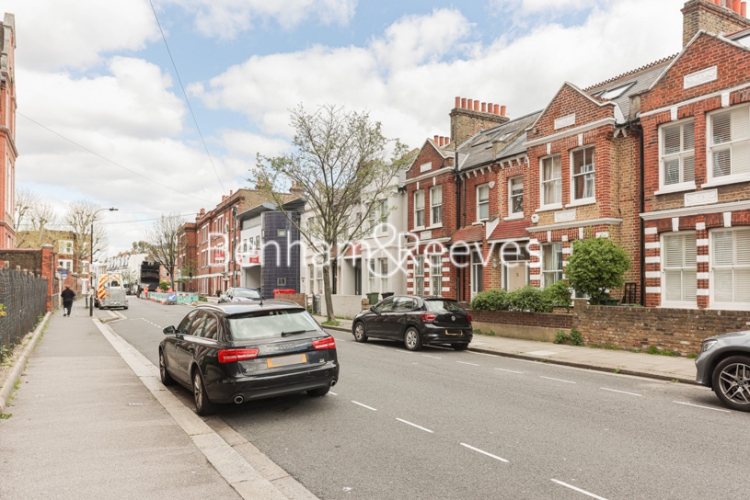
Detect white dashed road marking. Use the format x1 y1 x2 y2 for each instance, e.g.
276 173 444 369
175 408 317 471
422 355 442 360
495 368 524 374
352 401 377 411
396 418 433 433
551 479 609 500
600 387 642 397
456 361 480 367
460 443 509 463
540 376 576 384
673 401 730 413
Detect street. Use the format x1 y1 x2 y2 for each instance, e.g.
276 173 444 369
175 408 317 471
110 299 750 500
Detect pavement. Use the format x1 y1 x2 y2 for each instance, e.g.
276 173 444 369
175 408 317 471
0 299 315 500
314 314 698 384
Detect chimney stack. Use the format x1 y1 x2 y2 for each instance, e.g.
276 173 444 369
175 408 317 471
450 96 510 147
682 0 750 47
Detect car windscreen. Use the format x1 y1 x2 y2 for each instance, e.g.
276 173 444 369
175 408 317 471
424 300 466 313
228 309 320 341
234 289 261 299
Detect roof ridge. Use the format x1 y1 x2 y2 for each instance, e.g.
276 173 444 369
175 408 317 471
583 54 678 92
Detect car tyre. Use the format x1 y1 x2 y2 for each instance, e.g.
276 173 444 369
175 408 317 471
159 350 174 386
353 322 368 343
453 343 469 351
192 369 217 416
711 355 750 412
307 386 330 397
404 327 422 351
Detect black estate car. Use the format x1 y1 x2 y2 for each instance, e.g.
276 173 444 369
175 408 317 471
695 330 750 412
159 302 339 415
352 295 472 351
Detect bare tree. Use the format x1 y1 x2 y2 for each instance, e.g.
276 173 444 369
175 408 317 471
27 203 57 248
257 104 411 321
65 201 110 273
146 213 183 291
14 187 39 231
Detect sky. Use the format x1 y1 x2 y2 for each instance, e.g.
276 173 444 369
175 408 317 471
7 0 688 256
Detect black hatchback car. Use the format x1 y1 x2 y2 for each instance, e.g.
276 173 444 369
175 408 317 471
351 295 472 351
159 302 339 415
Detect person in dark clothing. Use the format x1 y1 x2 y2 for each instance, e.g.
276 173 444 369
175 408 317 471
61 286 75 317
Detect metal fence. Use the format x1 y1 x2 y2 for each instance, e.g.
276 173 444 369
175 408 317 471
0 269 48 358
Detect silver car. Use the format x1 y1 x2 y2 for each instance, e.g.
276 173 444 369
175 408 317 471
695 331 750 412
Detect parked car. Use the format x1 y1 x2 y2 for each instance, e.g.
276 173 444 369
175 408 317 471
159 302 339 415
695 330 750 412
219 287 263 303
351 295 472 351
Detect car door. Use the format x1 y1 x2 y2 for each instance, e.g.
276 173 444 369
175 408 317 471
367 298 394 338
173 311 207 384
382 297 412 339
165 311 196 380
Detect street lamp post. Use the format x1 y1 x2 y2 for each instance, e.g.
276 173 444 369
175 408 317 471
90 207 118 317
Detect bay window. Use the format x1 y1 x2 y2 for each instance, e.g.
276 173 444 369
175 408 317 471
414 255 425 295
712 228 750 306
709 105 750 180
541 243 563 287
662 233 696 306
430 255 443 296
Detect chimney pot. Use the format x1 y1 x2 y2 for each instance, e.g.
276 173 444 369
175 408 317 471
487 102 494 113
473 100 480 111
500 105 507 117
481 102 487 113
461 97 467 108
434 135 439 143
734 0 742 13
455 96 461 108
743 1 747 16
494 104 500 115
441 137 446 146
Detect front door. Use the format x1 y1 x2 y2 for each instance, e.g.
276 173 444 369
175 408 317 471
507 261 528 292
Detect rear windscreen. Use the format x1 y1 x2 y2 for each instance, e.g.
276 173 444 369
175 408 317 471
228 309 320 340
235 289 261 299
424 300 465 313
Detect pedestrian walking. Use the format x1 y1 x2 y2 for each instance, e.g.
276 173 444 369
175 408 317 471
61 286 76 317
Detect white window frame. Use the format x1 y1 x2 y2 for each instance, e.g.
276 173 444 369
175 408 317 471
368 259 376 293
471 252 483 299
414 190 425 229
430 186 442 226
508 176 523 218
477 184 490 221
379 258 388 293
541 242 563 288
540 155 562 208
430 255 443 296
661 232 697 308
706 104 750 186
659 119 696 193
379 200 388 234
570 146 596 202
710 228 750 309
414 255 425 295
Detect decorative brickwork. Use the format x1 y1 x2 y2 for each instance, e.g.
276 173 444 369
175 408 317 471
682 0 750 47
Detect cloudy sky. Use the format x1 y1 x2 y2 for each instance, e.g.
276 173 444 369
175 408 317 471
8 0 687 255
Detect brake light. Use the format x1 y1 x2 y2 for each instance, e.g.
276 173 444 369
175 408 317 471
467 314 472 324
420 312 437 323
312 337 336 350
218 348 259 363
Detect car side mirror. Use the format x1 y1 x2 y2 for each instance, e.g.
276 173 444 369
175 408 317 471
163 325 176 335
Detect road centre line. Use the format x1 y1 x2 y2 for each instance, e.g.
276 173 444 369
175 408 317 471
422 355 442 360
460 443 509 463
456 361 480 367
551 479 609 500
396 418 434 433
351 401 377 411
600 387 642 397
540 376 576 384
495 368 524 374
673 401 730 413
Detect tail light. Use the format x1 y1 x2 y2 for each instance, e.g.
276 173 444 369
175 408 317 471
467 314 472 324
312 337 336 350
420 312 437 323
218 348 259 363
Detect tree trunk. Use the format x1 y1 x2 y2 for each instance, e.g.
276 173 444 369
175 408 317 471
322 262 334 322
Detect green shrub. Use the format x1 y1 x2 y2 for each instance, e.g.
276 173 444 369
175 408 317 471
546 281 572 308
569 326 584 346
470 289 508 311
159 281 170 292
554 331 571 344
565 237 630 305
507 286 554 313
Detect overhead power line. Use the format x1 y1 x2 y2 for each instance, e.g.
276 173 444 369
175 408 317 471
18 112 215 204
148 0 226 193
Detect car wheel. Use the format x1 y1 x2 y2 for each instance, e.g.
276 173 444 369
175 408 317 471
353 322 368 343
192 369 216 416
159 350 174 386
453 343 469 351
307 386 330 397
404 327 422 351
712 355 750 412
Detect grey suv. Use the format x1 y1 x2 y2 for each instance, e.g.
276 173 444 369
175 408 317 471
695 330 750 412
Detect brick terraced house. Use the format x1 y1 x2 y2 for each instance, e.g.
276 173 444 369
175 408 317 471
0 13 16 249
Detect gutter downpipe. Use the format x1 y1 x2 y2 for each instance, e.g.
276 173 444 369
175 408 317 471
454 151 461 301
630 119 646 307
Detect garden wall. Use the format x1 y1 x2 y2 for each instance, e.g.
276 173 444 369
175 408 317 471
469 309 574 343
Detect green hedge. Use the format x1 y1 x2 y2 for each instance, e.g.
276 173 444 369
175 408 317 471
470 282 571 313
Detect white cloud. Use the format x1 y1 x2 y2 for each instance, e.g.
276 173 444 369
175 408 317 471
161 0 358 39
4 0 159 70
194 1 685 150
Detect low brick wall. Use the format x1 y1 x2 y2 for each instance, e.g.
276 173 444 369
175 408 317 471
575 301 750 355
276 293 307 308
468 310 573 343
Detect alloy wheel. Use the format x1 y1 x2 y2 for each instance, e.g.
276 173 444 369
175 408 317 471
718 362 750 406
193 372 203 409
355 323 365 341
405 329 420 350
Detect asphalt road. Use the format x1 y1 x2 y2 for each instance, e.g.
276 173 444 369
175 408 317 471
110 299 750 500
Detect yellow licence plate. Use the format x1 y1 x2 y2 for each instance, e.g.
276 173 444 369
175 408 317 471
267 353 307 368
445 330 463 336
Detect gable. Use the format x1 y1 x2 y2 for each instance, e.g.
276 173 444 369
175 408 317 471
406 140 452 179
526 83 616 143
642 32 750 113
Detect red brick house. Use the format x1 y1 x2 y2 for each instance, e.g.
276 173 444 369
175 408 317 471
0 14 16 249
640 0 750 310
